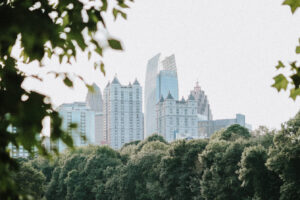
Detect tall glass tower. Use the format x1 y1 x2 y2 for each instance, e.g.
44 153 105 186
144 53 179 138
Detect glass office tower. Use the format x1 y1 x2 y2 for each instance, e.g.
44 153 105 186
144 53 179 138
156 70 179 101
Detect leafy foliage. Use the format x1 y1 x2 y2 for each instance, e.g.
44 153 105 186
266 112 300 200
12 161 46 199
13 111 300 200
238 145 281 200
0 0 132 198
272 1 300 100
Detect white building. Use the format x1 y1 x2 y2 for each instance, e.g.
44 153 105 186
86 83 104 145
103 77 143 149
57 102 95 152
156 92 198 142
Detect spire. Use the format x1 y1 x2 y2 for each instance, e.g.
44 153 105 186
194 81 201 91
188 92 195 100
166 91 174 100
159 95 164 102
112 76 120 84
180 96 186 103
105 81 110 88
133 79 140 85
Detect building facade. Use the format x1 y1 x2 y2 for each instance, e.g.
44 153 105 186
57 102 95 152
156 92 198 142
144 53 179 138
198 114 251 137
191 81 213 121
103 77 143 149
86 83 104 145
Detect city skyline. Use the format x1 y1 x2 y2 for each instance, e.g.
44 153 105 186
19 0 300 130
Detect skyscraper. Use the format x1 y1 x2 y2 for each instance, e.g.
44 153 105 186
86 83 104 145
57 102 95 152
144 53 179 138
103 76 143 149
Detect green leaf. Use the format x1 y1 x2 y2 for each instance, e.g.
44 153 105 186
101 0 108 11
283 0 300 13
100 62 106 76
59 55 64 64
88 51 91 60
290 88 300 100
69 123 77 129
95 46 103 56
290 74 300 88
276 61 285 69
272 74 289 91
112 8 127 20
108 39 122 50
86 84 94 92
63 77 73 88
118 2 130 8
113 8 118 19
296 46 300 54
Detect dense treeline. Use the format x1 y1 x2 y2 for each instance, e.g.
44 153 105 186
15 111 300 200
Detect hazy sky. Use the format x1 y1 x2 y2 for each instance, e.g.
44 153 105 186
21 0 300 129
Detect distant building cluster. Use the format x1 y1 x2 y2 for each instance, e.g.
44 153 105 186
7 53 252 156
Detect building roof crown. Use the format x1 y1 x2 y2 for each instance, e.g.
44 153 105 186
159 95 164 102
188 93 195 100
166 91 174 100
180 96 186 102
112 76 120 84
133 79 140 85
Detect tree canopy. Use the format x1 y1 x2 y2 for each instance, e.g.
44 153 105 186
12 112 300 199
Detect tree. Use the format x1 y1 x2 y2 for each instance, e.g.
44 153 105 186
199 139 251 200
12 161 46 199
266 111 300 200
105 140 168 200
211 124 251 141
238 145 281 200
0 0 132 198
159 139 208 200
46 146 124 200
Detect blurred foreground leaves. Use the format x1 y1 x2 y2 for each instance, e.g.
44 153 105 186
0 0 132 199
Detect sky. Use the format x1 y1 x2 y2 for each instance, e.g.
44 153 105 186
21 0 300 130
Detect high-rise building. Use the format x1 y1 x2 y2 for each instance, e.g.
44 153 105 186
144 53 179 138
103 76 143 149
86 83 104 145
190 81 213 121
57 102 95 152
156 92 198 142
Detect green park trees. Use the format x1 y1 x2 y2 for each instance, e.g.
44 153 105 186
11 111 300 200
